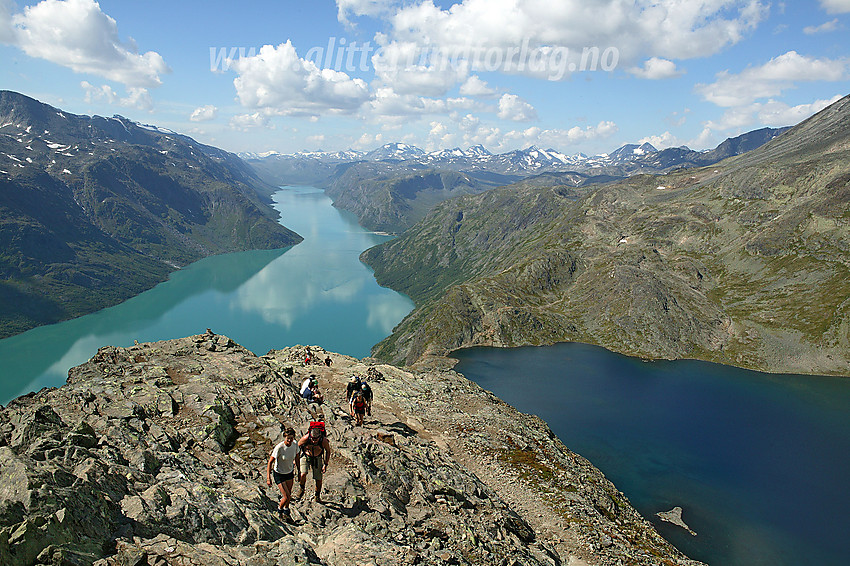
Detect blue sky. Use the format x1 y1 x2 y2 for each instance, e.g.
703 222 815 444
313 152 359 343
1 0 849 155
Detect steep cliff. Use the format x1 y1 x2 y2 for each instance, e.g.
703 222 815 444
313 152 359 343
323 164 506 234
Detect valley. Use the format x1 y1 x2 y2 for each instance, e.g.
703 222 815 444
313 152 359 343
0 91 302 338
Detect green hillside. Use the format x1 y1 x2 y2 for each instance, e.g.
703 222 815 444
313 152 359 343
362 95 850 376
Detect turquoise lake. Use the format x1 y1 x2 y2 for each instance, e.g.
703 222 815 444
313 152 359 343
454 343 850 566
2 184 848 566
0 186 414 404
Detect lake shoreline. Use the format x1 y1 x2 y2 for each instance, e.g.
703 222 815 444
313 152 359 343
414 336 850 380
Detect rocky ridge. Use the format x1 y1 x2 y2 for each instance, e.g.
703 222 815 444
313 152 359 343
0 331 703 566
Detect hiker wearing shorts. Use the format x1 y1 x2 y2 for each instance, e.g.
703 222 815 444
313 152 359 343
296 423 331 503
266 427 297 522
350 390 367 426
360 382 373 416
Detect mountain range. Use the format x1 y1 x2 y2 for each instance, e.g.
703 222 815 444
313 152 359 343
360 94 850 377
0 91 302 338
243 127 789 185
245 128 789 234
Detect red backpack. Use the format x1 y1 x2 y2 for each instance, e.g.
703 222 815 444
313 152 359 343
307 421 326 444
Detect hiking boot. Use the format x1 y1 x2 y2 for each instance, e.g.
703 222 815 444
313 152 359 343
315 492 323 504
293 485 304 501
280 507 293 523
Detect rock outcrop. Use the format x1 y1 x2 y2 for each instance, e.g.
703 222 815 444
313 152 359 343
0 331 703 565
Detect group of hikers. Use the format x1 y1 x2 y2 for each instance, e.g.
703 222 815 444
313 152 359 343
265 421 330 523
265 372 374 523
347 374 372 426
302 346 333 367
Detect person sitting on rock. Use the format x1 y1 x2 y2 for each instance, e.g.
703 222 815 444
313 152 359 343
300 376 314 401
266 427 297 522
350 390 367 426
296 422 331 503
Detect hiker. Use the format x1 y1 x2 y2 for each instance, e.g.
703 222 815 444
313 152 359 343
266 427 297 522
307 379 325 412
296 422 331 503
324 356 332 367
360 381 373 416
350 390 367 426
346 375 361 403
309 381 324 404
302 377 324 419
300 376 314 401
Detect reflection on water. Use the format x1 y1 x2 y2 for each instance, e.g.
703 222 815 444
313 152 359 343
0 186 413 405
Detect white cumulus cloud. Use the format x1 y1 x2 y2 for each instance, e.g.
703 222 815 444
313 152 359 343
498 94 537 122
372 39 470 97
703 95 844 135
456 114 617 152
229 113 271 130
81 81 152 111
190 105 218 122
756 95 845 126
695 50 848 108
353 132 384 149
365 86 477 118
336 0 395 25
803 18 840 34
232 41 371 118
819 0 850 13
388 0 767 72
5 0 169 88
639 131 684 149
427 120 457 150
459 75 497 97
628 57 682 80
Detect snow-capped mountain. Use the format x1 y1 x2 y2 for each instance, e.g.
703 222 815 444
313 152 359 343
605 142 659 163
365 143 426 161
243 127 791 183
238 149 365 161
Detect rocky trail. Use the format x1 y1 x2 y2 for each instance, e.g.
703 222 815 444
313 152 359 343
0 330 703 566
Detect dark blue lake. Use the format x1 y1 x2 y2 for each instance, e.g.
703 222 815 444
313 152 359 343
454 342 850 566
0 186 413 405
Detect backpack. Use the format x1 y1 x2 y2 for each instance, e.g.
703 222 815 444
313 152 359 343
306 421 326 445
